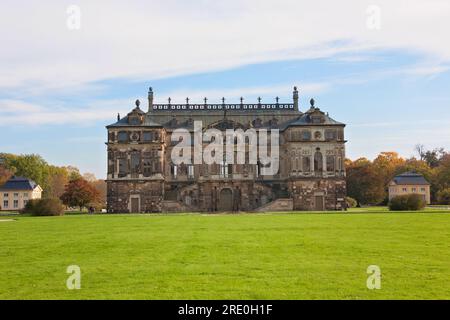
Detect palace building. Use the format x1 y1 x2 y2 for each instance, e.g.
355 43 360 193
106 87 347 213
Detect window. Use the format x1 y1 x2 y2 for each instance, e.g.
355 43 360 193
118 158 128 177
301 130 311 141
143 131 153 142
314 151 323 172
118 131 128 143
325 130 337 140
402 188 407 192
412 188 417 192
421 188 426 192
3 200 8 208
188 165 194 178
23 193 28 198
326 156 335 172
13 200 19 208
23 200 28 206
13 193 19 198
3 193 8 198
171 164 178 178
302 157 311 172
143 158 152 177
220 160 229 178
130 152 141 174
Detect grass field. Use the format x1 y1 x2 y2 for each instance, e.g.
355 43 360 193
0 209 449 300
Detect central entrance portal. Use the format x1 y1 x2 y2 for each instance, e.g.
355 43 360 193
218 188 233 211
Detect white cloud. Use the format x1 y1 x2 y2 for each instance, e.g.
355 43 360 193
0 0 449 93
0 81 329 126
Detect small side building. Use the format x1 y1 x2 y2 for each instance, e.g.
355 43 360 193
0 176 43 211
389 172 431 204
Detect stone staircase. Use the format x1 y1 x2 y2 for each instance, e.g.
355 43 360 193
254 198 293 212
161 200 196 213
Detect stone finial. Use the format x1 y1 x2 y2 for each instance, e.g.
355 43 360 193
222 97 226 105
135 99 141 108
240 97 244 105
258 97 262 104
117 113 121 121
276 96 280 104
168 97 172 105
310 98 315 107
186 97 190 105
204 97 208 105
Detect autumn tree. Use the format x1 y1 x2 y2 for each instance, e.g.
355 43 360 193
60 178 100 211
46 166 69 199
346 158 385 206
90 179 107 210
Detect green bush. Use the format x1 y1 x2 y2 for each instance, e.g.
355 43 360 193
22 198 65 216
437 188 450 205
389 194 426 211
345 197 358 208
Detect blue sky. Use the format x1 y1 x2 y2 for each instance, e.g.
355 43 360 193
1 1 450 178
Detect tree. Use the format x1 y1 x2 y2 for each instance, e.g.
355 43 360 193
46 166 69 199
60 178 100 211
1 153 49 190
346 158 385 205
0 163 14 186
373 152 405 187
65 166 82 181
90 179 107 210
437 188 450 205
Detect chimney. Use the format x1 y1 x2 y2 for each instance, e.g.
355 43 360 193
293 86 299 111
148 87 154 112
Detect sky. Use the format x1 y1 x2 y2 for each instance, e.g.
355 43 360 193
1 0 450 179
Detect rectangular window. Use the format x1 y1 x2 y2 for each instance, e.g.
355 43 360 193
188 165 194 178
23 200 28 206
118 158 128 177
171 165 178 178
3 200 8 208
301 130 311 141
302 157 311 172
143 131 153 142
13 200 19 208
3 193 8 198
326 156 335 172
412 188 417 192
421 188 426 192
403 188 407 192
130 152 141 174
13 193 19 198
118 131 128 143
325 130 337 140
23 193 28 198
143 158 152 177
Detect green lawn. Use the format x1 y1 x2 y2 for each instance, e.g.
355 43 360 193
0 209 449 300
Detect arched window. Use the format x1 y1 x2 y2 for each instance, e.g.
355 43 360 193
314 151 323 172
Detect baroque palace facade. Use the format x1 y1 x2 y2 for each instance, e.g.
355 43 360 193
106 87 346 213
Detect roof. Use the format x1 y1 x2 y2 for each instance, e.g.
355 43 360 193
0 176 40 191
391 172 430 186
286 101 345 127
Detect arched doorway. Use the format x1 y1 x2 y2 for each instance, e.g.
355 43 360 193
218 188 233 211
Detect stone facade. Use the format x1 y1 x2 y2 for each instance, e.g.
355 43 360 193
106 87 347 213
